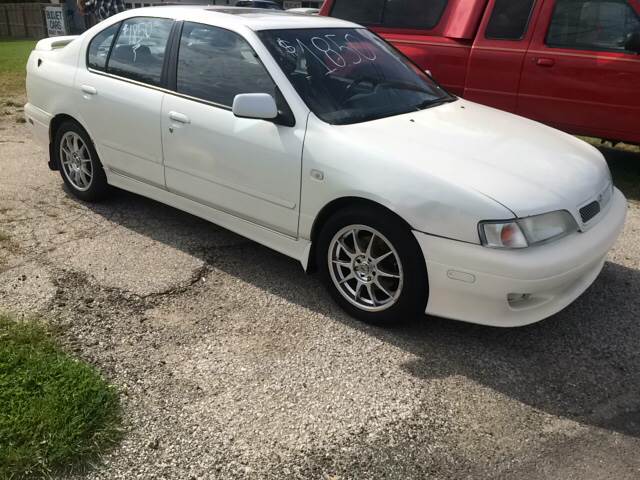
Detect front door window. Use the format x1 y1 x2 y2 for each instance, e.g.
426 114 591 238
546 0 640 52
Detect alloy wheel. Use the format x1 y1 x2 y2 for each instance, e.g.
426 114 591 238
328 225 404 312
60 131 93 192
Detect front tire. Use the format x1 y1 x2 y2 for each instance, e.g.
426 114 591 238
317 206 428 326
54 121 110 202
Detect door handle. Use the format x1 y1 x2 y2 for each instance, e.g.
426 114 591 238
80 85 97 95
536 57 555 67
169 111 190 124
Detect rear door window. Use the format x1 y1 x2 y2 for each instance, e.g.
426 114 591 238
485 0 536 40
87 23 120 71
106 17 174 86
331 0 448 29
546 0 640 52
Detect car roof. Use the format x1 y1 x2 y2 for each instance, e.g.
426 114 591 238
116 6 359 31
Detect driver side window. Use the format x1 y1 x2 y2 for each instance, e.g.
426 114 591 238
546 0 640 52
176 22 277 107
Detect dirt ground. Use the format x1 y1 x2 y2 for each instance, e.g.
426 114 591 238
1 108 640 480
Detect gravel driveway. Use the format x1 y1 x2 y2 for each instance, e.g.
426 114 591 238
1 110 640 479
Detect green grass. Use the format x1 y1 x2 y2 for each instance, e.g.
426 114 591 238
0 39 37 96
0 314 121 479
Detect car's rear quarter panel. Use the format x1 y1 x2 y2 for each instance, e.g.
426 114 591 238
25 39 82 147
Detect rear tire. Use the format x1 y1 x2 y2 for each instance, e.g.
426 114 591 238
54 121 110 202
317 205 428 326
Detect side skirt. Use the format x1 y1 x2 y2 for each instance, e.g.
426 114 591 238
107 171 312 270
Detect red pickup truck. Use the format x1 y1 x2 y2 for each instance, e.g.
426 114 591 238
320 0 640 145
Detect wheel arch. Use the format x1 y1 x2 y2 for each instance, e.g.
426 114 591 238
48 113 95 171
305 196 415 274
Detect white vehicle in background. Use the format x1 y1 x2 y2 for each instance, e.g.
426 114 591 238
286 7 320 14
235 0 282 9
25 7 626 327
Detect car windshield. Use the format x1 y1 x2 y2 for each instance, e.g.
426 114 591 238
259 28 454 125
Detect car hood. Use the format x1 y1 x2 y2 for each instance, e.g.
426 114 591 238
339 99 611 220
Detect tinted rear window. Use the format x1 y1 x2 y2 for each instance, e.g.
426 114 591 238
383 0 448 29
331 0 385 24
331 0 448 29
87 23 119 71
106 17 173 86
485 0 536 40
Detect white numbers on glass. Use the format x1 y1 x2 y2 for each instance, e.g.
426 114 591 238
296 38 337 75
325 34 362 65
278 33 379 75
122 21 153 46
310 36 347 68
345 33 377 61
277 38 297 55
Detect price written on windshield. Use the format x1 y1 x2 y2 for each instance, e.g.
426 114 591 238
276 34 378 75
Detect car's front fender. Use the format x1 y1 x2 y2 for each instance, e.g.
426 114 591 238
299 114 514 244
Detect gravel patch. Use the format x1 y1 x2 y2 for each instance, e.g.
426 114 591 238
1 116 640 479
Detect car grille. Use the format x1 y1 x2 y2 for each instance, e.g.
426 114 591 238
578 183 613 226
580 200 601 223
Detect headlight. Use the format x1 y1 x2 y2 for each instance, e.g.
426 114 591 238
479 211 578 249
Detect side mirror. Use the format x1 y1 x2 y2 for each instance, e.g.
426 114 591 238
625 31 640 54
232 93 278 120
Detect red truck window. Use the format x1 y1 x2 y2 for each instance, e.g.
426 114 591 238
384 0 448 28
331 0 448 30
547 0 640 52
485 0 537 40
331 0 384 24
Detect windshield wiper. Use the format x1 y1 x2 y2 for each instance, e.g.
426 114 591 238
415 96 457 111
377 80 434 94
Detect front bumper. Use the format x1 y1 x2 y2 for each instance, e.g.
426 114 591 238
414 188 627 327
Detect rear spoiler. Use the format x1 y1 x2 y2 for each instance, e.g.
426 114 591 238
35 36 79 51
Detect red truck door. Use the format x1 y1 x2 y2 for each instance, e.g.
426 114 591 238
465 0 541 112
518 0 640 143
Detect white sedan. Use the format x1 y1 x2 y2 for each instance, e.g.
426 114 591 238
25 7 627 327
